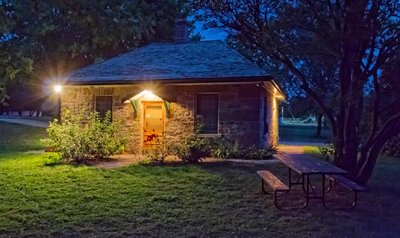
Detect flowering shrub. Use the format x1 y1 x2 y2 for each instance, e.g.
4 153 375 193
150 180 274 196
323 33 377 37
42 110 127 163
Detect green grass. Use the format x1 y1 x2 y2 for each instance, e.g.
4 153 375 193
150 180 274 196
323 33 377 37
303 146 321 154
1 123 400 236
279 125 332 143
0 122 47 152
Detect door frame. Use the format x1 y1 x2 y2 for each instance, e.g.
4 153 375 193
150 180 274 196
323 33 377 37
142 101 165 148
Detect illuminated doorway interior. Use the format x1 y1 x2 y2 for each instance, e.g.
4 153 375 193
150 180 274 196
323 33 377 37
143 102 164 147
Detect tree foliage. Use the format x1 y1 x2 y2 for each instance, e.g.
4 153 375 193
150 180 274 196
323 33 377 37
0 0 186 110
193 0 400 184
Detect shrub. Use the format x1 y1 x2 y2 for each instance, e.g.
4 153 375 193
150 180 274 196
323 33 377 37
211 138 242 159
169 135 213 163
319 144 335 162
42 110 127 163
382 136 400 158
241 145 277 160
42 153 63 166
143 146 168 163
210 138 276 160
143 136 169 163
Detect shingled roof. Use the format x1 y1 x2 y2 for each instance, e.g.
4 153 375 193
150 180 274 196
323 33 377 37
67 40 270 84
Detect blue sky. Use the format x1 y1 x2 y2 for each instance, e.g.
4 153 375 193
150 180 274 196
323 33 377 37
193 21 228 41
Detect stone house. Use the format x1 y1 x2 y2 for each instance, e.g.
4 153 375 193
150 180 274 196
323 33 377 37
62 35 284 153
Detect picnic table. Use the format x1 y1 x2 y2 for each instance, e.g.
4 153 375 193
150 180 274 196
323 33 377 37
275 153 347 208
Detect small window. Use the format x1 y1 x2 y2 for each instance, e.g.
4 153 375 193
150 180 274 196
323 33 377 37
196 94 218 134
95 96 113 120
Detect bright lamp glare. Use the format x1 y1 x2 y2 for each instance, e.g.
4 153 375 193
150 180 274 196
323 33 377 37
54 85 62 93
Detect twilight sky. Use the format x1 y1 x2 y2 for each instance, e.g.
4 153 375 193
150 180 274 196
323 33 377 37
193 21 228 41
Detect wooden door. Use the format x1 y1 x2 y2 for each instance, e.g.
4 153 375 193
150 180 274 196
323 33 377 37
143 102 164 147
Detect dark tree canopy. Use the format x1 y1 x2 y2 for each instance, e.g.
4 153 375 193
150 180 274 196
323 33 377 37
193 0 400 184
0 0 187 112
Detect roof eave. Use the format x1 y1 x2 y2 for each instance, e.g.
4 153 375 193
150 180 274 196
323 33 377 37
64 75 274 86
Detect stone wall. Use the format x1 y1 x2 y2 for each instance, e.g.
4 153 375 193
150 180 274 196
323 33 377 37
263 82 280 146
163 84 265 147
61 83 278 153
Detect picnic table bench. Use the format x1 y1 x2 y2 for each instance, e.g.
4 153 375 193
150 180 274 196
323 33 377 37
326 174 367 209
257 153 366 209
257 170 289 209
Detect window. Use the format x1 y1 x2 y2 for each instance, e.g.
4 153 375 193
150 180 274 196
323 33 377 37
95 96 113 120
196 94 218 134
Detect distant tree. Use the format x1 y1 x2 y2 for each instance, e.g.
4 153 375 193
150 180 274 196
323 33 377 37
193 0 400 184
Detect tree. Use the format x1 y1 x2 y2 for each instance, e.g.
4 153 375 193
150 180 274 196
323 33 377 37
226 28 339 138
0 0 187 114
193 0 400 184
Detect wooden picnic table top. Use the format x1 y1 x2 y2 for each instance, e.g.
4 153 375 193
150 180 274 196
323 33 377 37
275 153 347 175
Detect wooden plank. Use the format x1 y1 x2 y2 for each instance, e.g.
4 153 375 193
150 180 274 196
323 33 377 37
327 175 367 192
275 153 347 175
257 170 289 191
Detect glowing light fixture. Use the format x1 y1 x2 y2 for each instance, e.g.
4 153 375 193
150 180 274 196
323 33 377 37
140 90 156 100
54 85 62 93
125 90 161 103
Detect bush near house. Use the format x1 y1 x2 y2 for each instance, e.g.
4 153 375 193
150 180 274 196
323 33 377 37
211 138 277 160
42 110 127 163
168 135 214 163
43 110 276 164
145 135 277 163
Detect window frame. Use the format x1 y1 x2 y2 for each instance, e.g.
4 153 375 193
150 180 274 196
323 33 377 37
94 95 113 121
195 93 220 135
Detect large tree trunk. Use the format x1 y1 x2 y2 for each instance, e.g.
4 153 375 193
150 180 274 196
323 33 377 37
314 113 323 138
353 117 400 185
354 144 383 185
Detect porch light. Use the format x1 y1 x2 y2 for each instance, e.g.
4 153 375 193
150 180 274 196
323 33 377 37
54 84 62 93
140 90 156 100
124 90 161 103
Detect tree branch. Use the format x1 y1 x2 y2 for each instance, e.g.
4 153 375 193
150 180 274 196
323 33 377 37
274 52 338 135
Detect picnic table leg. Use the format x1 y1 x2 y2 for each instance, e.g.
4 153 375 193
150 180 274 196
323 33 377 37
301 175 307 193
261 180 269 194
351 191 358 209
288 168 306 192
322 174 327 208
325 179 333 192
301 174 310 208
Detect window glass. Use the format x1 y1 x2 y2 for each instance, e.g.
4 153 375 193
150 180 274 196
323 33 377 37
95 96 113 120
196 94 218 134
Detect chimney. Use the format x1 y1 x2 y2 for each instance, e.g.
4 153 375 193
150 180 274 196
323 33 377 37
174 17 189 43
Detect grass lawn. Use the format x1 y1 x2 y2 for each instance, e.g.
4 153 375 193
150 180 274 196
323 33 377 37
0 122 47 152
1 122 400 237
279 125 332 143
